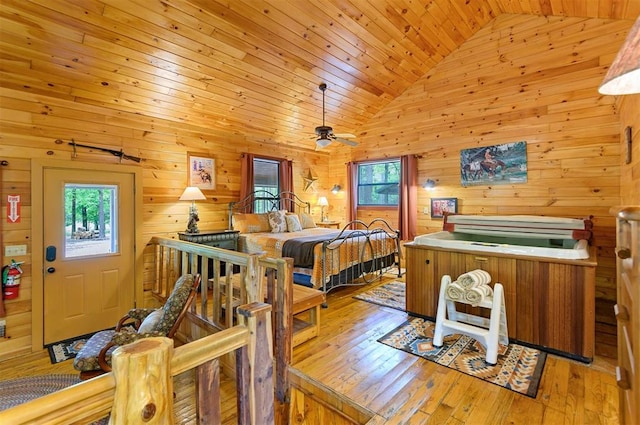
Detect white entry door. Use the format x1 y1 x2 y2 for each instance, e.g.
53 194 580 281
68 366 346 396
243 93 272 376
43 168 135 344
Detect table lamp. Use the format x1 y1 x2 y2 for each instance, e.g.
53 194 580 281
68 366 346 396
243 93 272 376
179 186 206 233
318 196 329 222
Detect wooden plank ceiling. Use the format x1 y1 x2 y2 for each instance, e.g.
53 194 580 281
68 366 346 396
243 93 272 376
1 0 638 150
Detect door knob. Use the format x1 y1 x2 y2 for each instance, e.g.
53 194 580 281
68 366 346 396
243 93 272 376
47 267 56 273
616 247 631 259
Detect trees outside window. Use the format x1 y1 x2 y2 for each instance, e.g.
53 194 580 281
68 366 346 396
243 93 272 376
64 184 117 257
357 160 400 206
252 158 280 213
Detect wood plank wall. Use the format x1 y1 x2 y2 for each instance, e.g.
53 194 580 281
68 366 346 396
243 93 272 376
0 101 332 359
619 95 640 206
346 15 634 315
0 12 637 360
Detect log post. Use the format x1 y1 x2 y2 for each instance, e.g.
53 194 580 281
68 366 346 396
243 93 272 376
243 255 262 303
236 302 274 425
196 358 221 424
109 337 174 425
274 259 293 424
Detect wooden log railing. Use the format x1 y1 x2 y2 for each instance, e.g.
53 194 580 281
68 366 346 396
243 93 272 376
147 237 293 417
0 302 274 425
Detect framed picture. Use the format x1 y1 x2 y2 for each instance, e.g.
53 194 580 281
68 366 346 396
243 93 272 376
431 197 458 218
187 152 215 191
460 141 527 186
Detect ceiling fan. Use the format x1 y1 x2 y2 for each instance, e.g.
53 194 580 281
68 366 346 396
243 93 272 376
314 83 358 149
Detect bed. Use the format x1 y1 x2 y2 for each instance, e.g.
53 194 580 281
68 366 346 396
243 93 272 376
228 191 402 294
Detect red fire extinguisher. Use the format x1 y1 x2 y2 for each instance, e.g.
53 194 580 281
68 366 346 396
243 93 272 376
2 260 24 300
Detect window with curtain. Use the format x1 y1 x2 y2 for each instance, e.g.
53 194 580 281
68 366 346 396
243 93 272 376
240 154 293 213
357 159 400 206
252 158 279 213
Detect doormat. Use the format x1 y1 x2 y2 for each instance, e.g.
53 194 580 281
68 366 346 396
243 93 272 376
46 332 96 364
378 316 547 398
354 280 405 311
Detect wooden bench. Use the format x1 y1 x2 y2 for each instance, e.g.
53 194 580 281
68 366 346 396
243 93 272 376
212 278 325 347
289 284 325 347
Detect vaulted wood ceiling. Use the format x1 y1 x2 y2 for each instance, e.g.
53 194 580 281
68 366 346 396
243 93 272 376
1 0 638 150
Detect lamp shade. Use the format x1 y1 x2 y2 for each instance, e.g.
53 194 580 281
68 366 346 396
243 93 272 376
179 186 206 201
331 184 341 194
599 16 640 95
316 137 332 148
317 196 329 206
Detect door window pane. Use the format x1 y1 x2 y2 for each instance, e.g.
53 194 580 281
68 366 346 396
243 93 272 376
64 184 118 258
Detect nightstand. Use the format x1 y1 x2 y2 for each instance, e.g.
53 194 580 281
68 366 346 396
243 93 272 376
316 220 340 229
178 229 239 251
178 230 240 280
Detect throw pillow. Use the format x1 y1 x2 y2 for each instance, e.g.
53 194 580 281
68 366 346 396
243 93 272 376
137 309 163 334
285 214 303 232
233 213 271 233
299 212 317 229
232 213 249 233
268 210 287 233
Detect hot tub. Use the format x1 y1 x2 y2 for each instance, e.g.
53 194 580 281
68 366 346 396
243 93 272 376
414 214 592 260
414 230 590 259
406 214 597 360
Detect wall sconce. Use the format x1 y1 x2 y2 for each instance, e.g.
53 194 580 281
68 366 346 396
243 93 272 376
423 179 436 191
331 184 341 194
179 186 206 234
599 15 640 95
317 196 329 222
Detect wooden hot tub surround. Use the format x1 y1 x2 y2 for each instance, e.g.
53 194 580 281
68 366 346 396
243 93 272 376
405 242 597 362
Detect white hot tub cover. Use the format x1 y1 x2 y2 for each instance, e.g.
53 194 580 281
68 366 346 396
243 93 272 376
442 213 593 241
413 214 593 260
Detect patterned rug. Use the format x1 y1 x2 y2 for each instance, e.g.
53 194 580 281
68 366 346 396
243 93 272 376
378 316 547 398
0 374 80 410
354 280 405 311
46 332 96 364
0 375 109 423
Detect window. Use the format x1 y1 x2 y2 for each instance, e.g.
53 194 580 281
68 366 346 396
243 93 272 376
64 184 118 258
253 158 279 213
357 159 400 206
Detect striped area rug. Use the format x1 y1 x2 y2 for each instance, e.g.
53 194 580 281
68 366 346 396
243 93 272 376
378 316 547 398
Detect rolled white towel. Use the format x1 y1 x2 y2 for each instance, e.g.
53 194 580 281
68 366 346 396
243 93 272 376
463 284 494 306
445 281 465 301
457 269 492 289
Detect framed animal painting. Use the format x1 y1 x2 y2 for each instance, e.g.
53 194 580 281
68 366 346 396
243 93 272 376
460 141 527 186
430 197 458 218
187 152 215 191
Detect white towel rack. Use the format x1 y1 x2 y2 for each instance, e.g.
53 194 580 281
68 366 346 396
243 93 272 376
433 274 508 364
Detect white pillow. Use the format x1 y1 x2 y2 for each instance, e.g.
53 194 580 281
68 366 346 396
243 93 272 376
138 309 163 334
268 210 287 233
299 212 316 229
285 214 303 232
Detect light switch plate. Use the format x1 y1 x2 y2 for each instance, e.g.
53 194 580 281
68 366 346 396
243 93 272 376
4 245 27 256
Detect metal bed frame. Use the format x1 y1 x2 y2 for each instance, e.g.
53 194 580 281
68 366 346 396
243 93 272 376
229 191 402 295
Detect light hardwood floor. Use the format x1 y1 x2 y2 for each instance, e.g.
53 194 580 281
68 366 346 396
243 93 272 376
0 275 619 424
292 277 619 424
